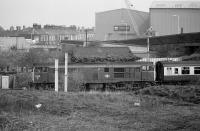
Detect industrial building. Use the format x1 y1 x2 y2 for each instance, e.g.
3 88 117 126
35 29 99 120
150 0 200 36
95 8 150 41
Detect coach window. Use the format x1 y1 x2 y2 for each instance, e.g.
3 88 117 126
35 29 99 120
104 68 109 72
182 67 190 74
194 67 200 74
174 68 179 74
167 67 172 75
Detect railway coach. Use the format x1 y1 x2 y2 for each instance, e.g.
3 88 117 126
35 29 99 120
156 61 200 84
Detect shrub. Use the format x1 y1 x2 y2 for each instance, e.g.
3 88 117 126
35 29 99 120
139 85 200 104
15 73 32 89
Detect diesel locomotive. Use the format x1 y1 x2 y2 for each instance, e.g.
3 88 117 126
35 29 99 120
29 61 200 91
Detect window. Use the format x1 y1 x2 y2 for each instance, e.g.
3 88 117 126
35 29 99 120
174 68 179 74
194 67 200 74
167 67 172 70
114 26 119 31
114 68 125 78
182 67 190 74
142 66 147 71
114 68 124 72
166 67 172 75
104 68 109 72
142 66 154 71
113 25 130 31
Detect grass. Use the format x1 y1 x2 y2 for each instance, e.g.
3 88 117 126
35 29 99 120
0 88 200 131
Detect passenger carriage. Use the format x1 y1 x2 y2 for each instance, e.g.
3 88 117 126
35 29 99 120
156 61 200 84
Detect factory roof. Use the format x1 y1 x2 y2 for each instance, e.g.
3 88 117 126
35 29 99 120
150 0 200 9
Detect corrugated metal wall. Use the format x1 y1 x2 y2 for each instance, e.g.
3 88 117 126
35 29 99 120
95 9 149 41
150 8 200 36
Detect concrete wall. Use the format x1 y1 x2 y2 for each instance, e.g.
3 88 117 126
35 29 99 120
95 8 150 41
0 37 31 51
150 8 200 36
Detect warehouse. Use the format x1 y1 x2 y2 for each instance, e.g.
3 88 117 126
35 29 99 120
95 8 149 41
150 0 200 36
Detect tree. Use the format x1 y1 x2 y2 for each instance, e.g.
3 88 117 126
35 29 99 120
0 26 4 31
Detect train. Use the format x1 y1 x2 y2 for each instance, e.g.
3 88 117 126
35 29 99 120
29 60 200 91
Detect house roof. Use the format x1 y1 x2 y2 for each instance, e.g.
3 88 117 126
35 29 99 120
151 0 200 9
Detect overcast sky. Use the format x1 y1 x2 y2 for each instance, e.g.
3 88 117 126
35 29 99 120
0 0 154 29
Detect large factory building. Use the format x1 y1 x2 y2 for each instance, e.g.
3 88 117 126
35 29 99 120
95 8 149 41
150 0 200 36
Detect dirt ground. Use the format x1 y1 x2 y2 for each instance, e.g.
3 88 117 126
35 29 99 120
0 89 200 131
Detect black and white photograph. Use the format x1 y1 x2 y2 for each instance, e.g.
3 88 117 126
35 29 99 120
0 0 200 130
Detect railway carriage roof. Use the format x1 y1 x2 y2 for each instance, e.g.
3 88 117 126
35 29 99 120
158 61 200 66
45 62 154 69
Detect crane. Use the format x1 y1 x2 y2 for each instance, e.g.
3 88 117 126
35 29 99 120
124 0 140 36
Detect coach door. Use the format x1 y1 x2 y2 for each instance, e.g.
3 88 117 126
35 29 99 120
134 67 141 81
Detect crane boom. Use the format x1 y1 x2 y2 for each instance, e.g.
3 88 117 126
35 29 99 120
124 0 140 36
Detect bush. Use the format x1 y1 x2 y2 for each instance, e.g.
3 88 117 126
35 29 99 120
139 85 200 104
15 73 32 89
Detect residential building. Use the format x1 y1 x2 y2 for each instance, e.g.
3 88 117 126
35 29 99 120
0 37 31 51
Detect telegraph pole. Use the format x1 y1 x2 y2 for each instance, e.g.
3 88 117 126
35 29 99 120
85 29 88 47
55 59 59 92
64 53 68 92
147 36 150 62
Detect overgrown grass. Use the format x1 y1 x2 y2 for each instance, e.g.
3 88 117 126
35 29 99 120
0 89 200 131
139 85 200 104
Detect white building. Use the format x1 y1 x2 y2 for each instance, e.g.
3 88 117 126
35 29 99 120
0 37 31 51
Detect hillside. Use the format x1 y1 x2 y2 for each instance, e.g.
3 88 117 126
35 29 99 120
0 89 200 131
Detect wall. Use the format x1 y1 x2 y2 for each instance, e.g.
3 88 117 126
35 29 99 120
0 37 30 51
95 8 150 41
150 8 200 36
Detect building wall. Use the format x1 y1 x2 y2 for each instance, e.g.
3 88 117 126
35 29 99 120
95 8 149 41
0 37 30 51
150 8 200 36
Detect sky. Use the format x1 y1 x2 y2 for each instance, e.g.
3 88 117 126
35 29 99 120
0 0 154 29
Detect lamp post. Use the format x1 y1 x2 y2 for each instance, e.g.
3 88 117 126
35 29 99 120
173 15 180 34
